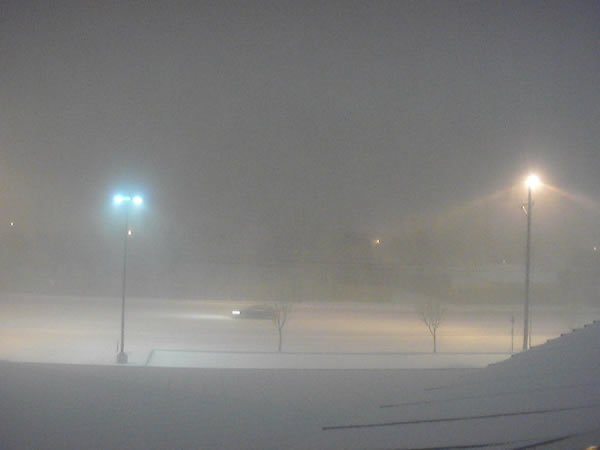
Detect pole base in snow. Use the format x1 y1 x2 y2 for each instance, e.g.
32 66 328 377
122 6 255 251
116 352 128 364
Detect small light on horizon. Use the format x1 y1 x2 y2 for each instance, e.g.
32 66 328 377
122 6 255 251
133 195 143 206
128 229 133 236
10 221 14 227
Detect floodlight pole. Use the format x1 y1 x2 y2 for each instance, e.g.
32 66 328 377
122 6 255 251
117 207 130 364
511 313 515 353
523 186 533 351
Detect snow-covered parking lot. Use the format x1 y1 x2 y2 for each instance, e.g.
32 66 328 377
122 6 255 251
1 295 597 366
1 319 599 449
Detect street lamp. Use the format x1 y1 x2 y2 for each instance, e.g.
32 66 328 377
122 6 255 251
113 193 143 363
522 174 540 351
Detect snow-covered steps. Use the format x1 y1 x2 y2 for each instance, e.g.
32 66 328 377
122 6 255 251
322 320 600 449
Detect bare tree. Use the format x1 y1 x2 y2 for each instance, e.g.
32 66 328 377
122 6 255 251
271 300 292 352
418 301 446 353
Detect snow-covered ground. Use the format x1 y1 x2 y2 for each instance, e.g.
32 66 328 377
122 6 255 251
1 294 597 365
1 317 599 449
146 349 506 369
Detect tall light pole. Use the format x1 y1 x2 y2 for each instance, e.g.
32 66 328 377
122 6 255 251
113 194 143 364
522 174 540 351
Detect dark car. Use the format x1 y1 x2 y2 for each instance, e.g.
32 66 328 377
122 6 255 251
231 304 277 320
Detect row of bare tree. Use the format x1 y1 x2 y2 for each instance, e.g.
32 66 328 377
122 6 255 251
268 299 445 353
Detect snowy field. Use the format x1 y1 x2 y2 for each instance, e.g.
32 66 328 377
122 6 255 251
146 349 507 369
0 294 597 367
1 295 599 448
1 320 599 449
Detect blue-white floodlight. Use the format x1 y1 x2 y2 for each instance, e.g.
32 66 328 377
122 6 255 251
113 194 131 205
113 191 144 364
113 194 143 206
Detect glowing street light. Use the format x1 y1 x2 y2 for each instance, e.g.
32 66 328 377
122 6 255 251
522 173 541 351
113 193 144 364
525 174 541 191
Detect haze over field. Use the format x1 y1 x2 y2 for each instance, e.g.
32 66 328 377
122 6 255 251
2 2 600 447
1 1 600 307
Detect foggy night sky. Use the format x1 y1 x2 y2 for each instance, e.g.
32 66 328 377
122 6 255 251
1 1 600 273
